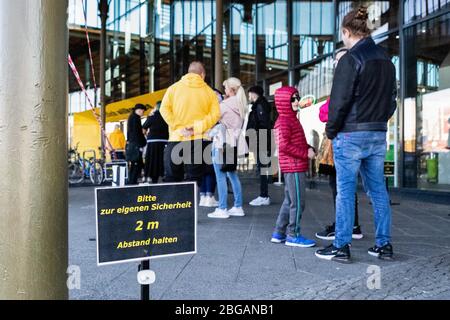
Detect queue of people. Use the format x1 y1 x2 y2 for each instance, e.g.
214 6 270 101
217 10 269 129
120 6 397 263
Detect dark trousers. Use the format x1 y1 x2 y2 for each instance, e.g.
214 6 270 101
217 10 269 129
128 151 143 185
111 151 125 160
329 169 359 226
164 140 207 187
257 153 271 198
144 142 166 183
259 171 270 198
200 174 216 195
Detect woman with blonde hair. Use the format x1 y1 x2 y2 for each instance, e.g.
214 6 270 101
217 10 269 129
208 77 248 219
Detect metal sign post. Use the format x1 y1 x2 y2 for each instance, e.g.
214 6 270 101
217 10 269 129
138 260 153 300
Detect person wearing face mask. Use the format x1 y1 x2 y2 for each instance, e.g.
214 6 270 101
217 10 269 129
207 78 248 219
315 7 397 263
142 102 169 184
126 104 148 185
247 86 273 207
315 48 363 242
270 86 316 248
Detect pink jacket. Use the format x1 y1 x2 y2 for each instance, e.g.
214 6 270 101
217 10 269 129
212 96 248 156
274 87 309 173
319 98 330 123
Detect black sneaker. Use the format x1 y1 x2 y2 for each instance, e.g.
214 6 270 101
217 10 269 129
352 225 364 240
316 224 363 241
315 244 351 264
315 223 335 241
368 243 394 260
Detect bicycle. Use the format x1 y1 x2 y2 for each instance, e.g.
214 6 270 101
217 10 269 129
68 145 104 185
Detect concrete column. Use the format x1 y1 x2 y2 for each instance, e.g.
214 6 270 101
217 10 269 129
0 0 69 299
215 0 224 89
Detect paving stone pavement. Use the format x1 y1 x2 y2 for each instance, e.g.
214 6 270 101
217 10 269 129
257 252 450 300
69 177 450 300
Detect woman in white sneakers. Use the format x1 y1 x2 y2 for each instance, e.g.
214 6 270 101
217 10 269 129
208 77 248 219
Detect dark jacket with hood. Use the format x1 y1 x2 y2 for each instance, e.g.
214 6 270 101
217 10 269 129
326 37 397 140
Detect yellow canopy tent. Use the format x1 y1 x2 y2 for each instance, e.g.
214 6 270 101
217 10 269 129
71 89 167 157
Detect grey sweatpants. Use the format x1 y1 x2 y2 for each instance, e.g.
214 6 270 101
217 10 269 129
274 172 306 237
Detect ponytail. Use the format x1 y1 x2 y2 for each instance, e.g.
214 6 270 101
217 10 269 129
223 77 248 120
236 86 248 119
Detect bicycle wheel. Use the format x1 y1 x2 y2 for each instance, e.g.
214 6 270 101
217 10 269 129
89 161 104 185
68 163 84 185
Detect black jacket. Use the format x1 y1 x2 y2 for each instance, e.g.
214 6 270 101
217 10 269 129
326 37 397 140
127 112 147 148
247 96 272 154
143 110 169 141
247 97 272 132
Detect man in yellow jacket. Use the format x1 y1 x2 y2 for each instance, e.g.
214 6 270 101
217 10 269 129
160 61 220 185
108 124 126 159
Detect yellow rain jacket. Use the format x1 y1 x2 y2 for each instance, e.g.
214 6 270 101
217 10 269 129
108 129 126 150
160 73 221 142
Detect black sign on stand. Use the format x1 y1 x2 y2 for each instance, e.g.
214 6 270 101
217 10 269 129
383 161 400 206
384 161 395 177
95 182 197 266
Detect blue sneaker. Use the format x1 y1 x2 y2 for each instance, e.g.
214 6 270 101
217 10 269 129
271 232 286 243
286 235 316 248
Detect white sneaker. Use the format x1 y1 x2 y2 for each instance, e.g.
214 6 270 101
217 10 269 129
249 197 271 206
228 207 245 217
205 196 219 208
199 196 207 207
207 208 230 219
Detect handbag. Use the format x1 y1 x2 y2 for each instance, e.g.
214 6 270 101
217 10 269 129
316 136 335 175
220 143 238 172
125 142 140 162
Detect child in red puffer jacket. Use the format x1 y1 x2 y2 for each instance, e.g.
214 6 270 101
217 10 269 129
270 86 317 248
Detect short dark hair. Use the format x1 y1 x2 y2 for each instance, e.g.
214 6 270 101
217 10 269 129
248 86 264 97
133 104 147 111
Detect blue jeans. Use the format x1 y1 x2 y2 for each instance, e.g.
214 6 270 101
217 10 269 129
333 131 392 248
212 148 243 210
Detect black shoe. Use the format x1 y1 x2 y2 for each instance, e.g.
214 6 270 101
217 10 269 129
316 224 363 241
352 225 364 240
315 244 351 264
368 243 394 260
315 223 336 241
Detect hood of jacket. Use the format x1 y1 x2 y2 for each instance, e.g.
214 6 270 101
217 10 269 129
180 73 208 89
275 86 298 118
